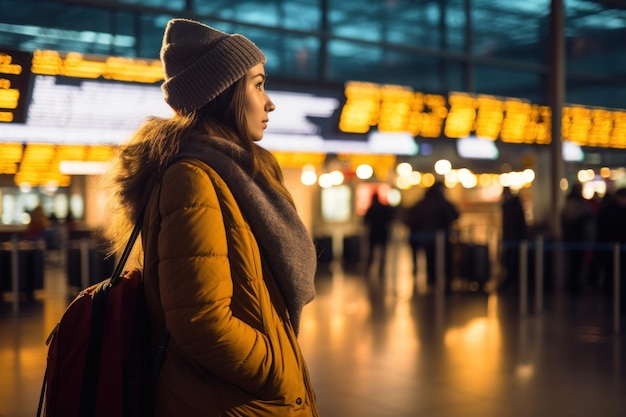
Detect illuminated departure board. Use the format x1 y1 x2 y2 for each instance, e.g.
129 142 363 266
31 50 164 83
340 81 448 139
1 75 172 144
444 92 552 145
2 48 626 152
563 106 626 149
338 81 626 149
0 49 172 145
0 50 31 123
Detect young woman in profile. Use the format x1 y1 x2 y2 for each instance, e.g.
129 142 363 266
103 18 319 416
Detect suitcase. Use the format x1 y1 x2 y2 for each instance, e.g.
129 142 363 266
342 235 362 263
457 242 491 285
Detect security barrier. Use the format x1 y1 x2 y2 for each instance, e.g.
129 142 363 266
0 234 45 313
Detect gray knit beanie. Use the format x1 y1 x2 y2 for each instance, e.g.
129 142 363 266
160 18 266 113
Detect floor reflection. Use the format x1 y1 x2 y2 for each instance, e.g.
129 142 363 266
299 256 626 417
1 250 625 417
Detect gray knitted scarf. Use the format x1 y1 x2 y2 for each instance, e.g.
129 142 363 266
178 135 316 334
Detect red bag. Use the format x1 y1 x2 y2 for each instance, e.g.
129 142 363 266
37 268 153 417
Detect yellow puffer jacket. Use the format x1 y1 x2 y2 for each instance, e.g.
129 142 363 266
141 158 319 416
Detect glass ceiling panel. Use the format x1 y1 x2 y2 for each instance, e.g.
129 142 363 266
194 0 322 30
445 0 467 52
566 0 626 78
213 2 281 27
328 0 443 46
470 0 551 63
0 2 134 56
0 0 624 110
115 0 185 10
136 13 174 58
474 64 544 103
567 0 626 31
279 0 322 31
239 27 321 80
327 39 443 90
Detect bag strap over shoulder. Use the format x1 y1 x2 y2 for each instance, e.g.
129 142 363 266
109 211 145 287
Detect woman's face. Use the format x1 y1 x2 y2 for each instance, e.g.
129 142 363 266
243 63 275 141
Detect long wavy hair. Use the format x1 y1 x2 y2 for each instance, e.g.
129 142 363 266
102 75 293 256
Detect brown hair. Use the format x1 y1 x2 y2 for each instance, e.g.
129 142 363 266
103 75 292 256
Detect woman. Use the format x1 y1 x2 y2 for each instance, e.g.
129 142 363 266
103 18 319 416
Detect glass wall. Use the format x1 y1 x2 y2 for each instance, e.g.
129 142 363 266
474 66 545 103
1 0 625 108
470 1 551 64
565 1 626 108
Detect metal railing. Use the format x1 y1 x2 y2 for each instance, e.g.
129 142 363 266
418 231 623 335
515 238 623 335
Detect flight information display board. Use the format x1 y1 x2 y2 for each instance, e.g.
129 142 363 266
0 50 32 123
339 81 448 138
1 49 625 152
0 50 419 155
1 50 173 145
30 49 164 82
338 81 626 149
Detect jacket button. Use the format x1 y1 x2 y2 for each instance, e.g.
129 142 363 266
296 397 302 405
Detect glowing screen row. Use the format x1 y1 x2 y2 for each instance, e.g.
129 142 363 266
339 82 626 148
2 50 626 150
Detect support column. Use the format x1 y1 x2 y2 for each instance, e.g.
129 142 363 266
549 0 565 287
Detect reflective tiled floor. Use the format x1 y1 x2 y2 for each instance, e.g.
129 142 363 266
1 245 625 417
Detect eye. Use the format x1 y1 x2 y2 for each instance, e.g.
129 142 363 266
256 74 268 90
259 78 269 89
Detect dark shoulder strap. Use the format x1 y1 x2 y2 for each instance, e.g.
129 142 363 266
109 212 145 287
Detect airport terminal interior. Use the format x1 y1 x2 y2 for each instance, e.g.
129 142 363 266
1 0 626 416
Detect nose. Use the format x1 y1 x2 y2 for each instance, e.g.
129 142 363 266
266 96 276 112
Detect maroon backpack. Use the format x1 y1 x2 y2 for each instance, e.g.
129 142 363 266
37 217 168 417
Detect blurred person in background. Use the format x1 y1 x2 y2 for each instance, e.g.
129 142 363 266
406 181 459 293
588 190 615 294
23 205 49 241
561 183 594 295
498 187 528 294
364 191 394 279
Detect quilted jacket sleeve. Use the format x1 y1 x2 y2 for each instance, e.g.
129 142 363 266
157 161 272 394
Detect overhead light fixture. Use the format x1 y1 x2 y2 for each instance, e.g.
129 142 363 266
59 160 109 175
563 141 584 162
457 136 499 160
368 131 419 155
